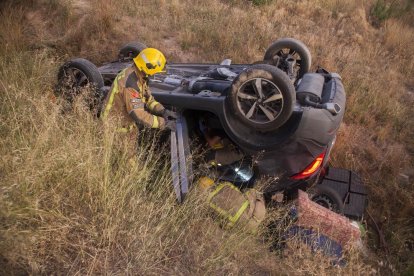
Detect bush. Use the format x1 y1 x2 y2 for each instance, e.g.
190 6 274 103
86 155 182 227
371 0 396 22
371 0 413 25
251 0 274 6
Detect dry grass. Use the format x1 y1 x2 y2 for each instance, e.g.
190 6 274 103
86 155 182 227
384 19 414 71
0 49 277 274
0 0 413 274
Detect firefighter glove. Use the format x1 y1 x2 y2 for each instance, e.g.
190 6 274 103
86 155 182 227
163 109 178 121
165 119 176 132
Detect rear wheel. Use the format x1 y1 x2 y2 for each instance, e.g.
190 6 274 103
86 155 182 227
56 58 104 111
309 185 344 214
264 38 311 82
228 64 295 131
118 42 147 60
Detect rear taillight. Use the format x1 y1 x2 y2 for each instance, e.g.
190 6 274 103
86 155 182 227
291 151 326 180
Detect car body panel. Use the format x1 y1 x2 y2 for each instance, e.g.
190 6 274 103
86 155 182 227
96 60 346 190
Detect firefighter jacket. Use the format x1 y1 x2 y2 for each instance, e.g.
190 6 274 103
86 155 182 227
101 66 165 132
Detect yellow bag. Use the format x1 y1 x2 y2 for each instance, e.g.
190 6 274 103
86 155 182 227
207 182 266 232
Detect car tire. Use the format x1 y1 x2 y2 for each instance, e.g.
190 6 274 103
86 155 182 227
228 64 295 131
309 185 344 214
56 58 104 108
264 38 311 81
118 42 147 60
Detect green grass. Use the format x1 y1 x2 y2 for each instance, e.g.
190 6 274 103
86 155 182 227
371 0 396 22
251 0 275 6
371 0 414 25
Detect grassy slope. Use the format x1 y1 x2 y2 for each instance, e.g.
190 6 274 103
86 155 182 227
0 0 413 274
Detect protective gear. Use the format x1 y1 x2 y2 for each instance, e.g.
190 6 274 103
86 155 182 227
162 109 178 121
213 140 243 165
101 65 166 132
162 110 177 131
203 133 243 166
199 115 243 166
164 119 176 132
133 48 166 76
207 182 266 233
197 176 215 190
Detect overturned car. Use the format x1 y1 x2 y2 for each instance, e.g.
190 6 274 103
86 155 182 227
56 38 366 219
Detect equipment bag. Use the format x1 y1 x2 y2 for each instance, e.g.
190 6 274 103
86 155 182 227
207 182 266 232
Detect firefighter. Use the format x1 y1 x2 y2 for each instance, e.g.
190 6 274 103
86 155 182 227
101 48 176 133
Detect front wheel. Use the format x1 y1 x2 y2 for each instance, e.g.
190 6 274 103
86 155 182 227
227 64 295 132
56 58 104 110
118 42 147 60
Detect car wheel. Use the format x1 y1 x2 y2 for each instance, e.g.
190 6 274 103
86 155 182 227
309 185 344 214
56 58 104 109
228 64 295 131
264 38 311 81
118 42 147 60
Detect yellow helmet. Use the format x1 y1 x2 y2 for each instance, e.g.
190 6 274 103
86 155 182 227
133 48 166 76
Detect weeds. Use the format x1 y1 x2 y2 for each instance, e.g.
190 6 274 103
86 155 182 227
0 0 413 274
371 0 397 22
371 0 414 26
251 0 275 6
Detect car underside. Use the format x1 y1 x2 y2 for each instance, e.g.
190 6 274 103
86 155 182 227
56 38 367 219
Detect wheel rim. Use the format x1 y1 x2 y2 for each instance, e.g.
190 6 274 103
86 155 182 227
312 194 336 211
58 67 93 102
61 67 89 91
275 48 303 79
236 78 284 124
